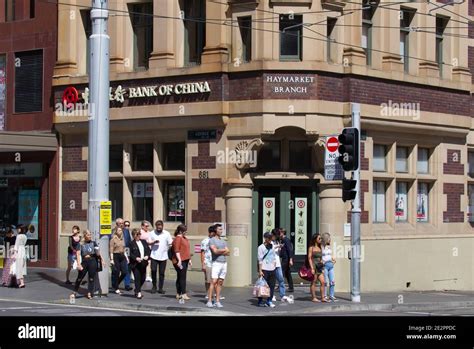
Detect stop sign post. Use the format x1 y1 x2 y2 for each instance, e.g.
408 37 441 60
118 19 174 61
327 136 339 153
324 136 343 180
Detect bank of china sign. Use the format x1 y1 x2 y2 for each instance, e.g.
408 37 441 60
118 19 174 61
61 81 211 106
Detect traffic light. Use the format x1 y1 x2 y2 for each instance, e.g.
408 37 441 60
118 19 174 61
338 128 359 171
342 178 357 202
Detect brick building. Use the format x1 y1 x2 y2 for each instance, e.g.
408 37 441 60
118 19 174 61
53 0 474 290
0 0 59 267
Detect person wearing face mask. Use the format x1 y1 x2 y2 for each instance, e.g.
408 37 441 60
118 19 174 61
109 227 129 294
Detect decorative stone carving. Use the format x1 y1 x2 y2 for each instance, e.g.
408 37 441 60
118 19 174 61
235 138 264 170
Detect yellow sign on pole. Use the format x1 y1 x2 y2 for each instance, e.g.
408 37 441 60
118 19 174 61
100 201 112 235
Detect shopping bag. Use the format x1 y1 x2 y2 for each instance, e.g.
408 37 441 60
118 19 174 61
72 260 78 270
253 276 271 298
298 264 314 282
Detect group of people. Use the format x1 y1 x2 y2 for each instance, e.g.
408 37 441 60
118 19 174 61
257 228 336 307
1 225 28 288
67 219 216 303
65 218 336 307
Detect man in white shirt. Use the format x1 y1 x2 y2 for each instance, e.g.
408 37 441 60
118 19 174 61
149 220 172 294
201 225 216 299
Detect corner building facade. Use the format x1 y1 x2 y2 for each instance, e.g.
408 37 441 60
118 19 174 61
54 0 474 290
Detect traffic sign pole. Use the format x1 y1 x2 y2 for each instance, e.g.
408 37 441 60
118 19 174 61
351 103 361 303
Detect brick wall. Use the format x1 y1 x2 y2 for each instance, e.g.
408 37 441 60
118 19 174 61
191 178 222 223
190 140 222 223
347 179 369 224
62 145 87 172
443 149 464 175
62 180 87 221
443 183 464 223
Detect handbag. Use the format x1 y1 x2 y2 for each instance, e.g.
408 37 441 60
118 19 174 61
298 264 314 282
96 256 103 272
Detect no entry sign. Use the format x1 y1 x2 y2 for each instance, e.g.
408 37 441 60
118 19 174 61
327 136 339 152
324 135 343 180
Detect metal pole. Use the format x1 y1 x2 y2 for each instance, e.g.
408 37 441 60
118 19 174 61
351 103 361 302
88 0 110 295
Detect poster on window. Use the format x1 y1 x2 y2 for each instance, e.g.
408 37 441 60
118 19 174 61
294 198 307 256
145 182 153 198
18 190 39 240
167 184 185 218
417 184 428 222
262 197 275 239
395 183 407 221
133 183 145 198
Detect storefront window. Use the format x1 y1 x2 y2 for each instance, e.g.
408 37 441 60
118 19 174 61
395 182 408 222
164 180 185 222
132 181 153 222
162 142 185 171
132 144 153 171
417 182 429 222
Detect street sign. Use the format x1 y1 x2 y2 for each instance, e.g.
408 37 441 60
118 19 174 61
324 136 344 180
99 201 112 235
327 136 339 152
187 130 217 140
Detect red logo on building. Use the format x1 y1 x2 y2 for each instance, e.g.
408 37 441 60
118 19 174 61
62 87 79 106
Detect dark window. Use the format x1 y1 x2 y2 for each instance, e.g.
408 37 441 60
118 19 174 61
130 2 153 70
110 181 123 220
436 16 449 75
400 9 415 72
15 50 43 113
132 181 153 222
30 0 35 18
81 10 92 75
289 141 312 171
164 180 185 222
327 17 337 63
238 16 252 63
362 0 376 66
162 142 185 171
132 144 153 171
183 0 205 66
258 141 281 171
280 14 302 61
109 144 123 172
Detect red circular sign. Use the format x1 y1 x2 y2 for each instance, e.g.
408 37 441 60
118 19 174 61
265 200 273 208
297 200 305 208
327 137 339 152
62 87 79 105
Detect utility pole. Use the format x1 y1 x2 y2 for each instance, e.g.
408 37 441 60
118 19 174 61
350 103 361 302
88 0 110 295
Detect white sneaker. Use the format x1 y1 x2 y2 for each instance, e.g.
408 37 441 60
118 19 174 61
145 277 152 282
272 296 276 302
220 296 225 300
268 302 276 308
281 296 288 302
206 301 214 308
215 302 224 308
205 295 209 299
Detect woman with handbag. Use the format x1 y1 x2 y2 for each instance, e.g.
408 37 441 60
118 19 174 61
257 232 277 308
308 233 327 303
129 228 151 299
65 225 81 284
71 230 103 300
10 225 28 288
